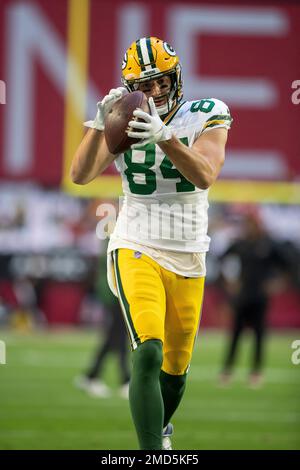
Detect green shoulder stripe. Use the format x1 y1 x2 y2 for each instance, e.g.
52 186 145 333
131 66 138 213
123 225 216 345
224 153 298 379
205 114 232 123
203 120 232 130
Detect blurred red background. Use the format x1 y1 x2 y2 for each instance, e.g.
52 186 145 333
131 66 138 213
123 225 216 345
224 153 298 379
0 0 299 328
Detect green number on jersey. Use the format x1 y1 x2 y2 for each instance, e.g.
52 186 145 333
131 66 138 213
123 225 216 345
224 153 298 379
160 137 195 192
190 99 215 113
123 137 195 195
124 144 156 195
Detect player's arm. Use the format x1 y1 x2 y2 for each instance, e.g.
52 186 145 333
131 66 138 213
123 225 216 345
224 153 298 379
70 129 115 185
158 128 227 189
127 97 230 190
70 87 127 185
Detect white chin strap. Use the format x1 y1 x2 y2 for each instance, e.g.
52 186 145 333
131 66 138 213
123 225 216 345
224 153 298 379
155 97 175 117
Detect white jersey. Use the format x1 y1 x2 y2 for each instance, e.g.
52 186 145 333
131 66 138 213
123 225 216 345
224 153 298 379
108 97 232 257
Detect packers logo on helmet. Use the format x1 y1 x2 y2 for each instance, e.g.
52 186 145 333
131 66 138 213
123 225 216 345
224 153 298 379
163 42 176 57
121 37 183 115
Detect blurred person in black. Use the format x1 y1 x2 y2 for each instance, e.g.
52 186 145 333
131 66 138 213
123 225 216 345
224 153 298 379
219 207 292 388
75 254 130 398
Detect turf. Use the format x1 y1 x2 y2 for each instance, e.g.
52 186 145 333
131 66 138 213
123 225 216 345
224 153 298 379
0 329 299 450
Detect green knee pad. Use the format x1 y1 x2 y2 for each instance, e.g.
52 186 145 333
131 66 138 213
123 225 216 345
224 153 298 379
132 339 163 378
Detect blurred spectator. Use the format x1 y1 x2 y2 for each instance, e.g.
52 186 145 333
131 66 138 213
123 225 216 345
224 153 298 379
0 253 46 331
218 207 294 388
75 253 130 398
10 276 46 332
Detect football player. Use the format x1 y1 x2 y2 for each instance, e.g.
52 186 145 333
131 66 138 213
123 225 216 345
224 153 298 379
71 37 232 450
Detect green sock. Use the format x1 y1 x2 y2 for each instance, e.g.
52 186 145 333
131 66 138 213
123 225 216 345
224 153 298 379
160 370 187 428
129 340 164 450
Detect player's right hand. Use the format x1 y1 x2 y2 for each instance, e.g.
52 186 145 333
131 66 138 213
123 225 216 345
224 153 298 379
84 87 127 131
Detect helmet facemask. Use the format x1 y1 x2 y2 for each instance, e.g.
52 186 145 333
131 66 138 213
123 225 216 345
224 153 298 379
122 37 183 118
122 65 183 117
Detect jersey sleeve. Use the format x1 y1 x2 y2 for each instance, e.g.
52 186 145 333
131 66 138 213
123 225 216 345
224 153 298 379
200 98 233 134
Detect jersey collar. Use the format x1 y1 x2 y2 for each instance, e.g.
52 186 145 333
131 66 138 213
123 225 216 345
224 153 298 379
163 101 186 126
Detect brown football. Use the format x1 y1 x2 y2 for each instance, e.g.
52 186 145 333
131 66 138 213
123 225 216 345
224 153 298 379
104 91 150 154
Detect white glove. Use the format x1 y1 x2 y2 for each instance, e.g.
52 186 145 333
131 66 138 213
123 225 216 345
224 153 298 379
127 97 173 148
84 87 127 131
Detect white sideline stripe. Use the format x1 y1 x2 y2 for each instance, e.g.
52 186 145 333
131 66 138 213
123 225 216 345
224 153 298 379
190 365 300 382
0 430 134 438
0 404 129 417
179 410 300 424
0 429 298 443
16 354 300 380
2 406 298 424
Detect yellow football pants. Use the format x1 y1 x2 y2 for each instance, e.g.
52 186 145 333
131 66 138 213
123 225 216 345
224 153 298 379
111 249 205 375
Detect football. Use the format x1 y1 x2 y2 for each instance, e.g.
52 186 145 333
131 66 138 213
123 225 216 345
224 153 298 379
104 91 150 154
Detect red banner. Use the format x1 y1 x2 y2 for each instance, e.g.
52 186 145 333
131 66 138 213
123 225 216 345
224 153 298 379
0 0 300 185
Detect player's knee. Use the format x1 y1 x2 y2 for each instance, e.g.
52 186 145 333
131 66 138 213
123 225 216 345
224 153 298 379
133 339 163 377
163 350 191 376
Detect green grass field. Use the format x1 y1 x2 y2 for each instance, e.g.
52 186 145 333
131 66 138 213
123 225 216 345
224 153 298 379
0 329 299 450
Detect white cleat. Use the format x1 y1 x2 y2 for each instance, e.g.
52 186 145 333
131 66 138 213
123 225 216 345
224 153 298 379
162 423 173 450
74 376 112 398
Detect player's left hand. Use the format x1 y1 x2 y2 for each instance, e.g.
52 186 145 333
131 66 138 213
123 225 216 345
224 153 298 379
127 97 173 148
